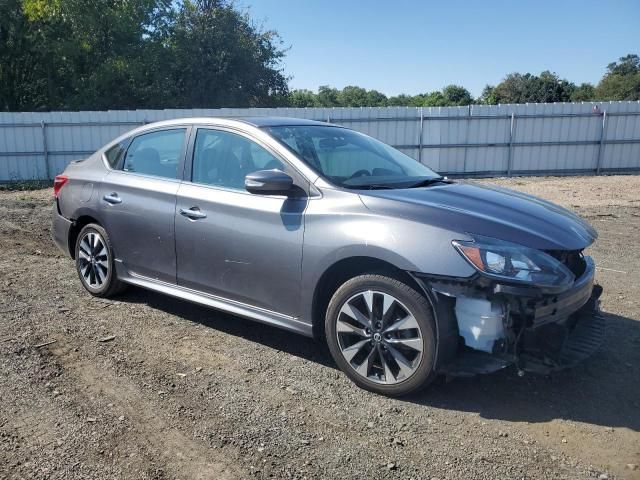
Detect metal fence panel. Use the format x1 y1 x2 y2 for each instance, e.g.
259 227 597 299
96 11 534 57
1 101 639 181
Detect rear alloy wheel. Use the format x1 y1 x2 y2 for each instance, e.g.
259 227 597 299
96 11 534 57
325 274 437 396
75 224 125 297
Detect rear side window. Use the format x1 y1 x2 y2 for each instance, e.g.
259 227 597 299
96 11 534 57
105 140 128 168
122 129 186 179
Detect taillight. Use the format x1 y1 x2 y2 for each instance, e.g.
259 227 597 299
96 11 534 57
53 175 68 198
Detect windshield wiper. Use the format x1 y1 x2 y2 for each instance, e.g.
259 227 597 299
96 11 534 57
346 177 451 190
407 177 450 188
343 183 398 190
361 184 398 190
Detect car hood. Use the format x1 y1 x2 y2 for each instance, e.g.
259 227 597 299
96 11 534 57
358 181 597 251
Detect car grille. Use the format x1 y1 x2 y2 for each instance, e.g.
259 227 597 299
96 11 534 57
545 250 586 278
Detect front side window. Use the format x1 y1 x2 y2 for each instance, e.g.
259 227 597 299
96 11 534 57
192 129 285 190
122 129 186 179
264 125 440 189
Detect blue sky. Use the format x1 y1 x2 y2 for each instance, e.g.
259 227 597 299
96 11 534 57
238 0 639 97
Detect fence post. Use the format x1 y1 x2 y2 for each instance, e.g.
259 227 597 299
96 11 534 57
462 105 471 174
41 121 51 180
506 113 515 176
596 110 607 175
418 107 424 163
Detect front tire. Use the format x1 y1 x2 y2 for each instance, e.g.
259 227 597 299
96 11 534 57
325 274 437 396
75 223 125 298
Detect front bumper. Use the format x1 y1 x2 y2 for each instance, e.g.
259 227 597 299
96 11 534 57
518 284 605 374
427 256 606 377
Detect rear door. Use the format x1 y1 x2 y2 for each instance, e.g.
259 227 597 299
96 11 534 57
99 127 189 283
175 126 307 317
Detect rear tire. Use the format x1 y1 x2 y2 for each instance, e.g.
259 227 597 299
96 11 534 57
325 274 437 397
75 223 126 298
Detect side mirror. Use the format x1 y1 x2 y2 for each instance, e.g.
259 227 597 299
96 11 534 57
245 169 294 196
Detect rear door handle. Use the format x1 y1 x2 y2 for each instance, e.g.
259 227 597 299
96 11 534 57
103 193 122 204
180 207 207 220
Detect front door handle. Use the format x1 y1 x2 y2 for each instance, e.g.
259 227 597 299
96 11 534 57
180 207 207 220
103 193 122 204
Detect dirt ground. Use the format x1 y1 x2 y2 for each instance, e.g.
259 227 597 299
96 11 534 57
1 175 639 480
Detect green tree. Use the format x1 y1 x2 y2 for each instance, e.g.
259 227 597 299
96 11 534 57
316 85 340 107
0 0 289 110
421 91 446 107
535 71 576 102
18 0 173 109
594 54 640 100
479 85 498 105
289 89 318 107
606 54 640 75
335 86 388 107
3 10 638 112
441 85 473 106
484 71 575 104
570 83 596 101
388 94 422 107
337 86 369 106
166 0 289 108
364 89 388 107
0 0 43 110
388 86 473 107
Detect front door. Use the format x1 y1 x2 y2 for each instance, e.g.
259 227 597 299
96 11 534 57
175 127 306 317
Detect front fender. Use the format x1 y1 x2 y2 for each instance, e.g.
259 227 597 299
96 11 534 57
299 188 475 325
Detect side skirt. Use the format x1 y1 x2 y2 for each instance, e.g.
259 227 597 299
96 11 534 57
116 263 313 337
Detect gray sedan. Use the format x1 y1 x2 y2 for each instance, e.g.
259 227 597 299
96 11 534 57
52 117 604 396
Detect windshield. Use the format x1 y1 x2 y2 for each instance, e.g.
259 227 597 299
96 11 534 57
264 125 440 189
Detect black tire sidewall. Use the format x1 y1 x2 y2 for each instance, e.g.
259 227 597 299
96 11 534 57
325 275 437 397
75 224 116 297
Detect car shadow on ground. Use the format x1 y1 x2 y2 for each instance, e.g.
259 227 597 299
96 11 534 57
120 287 640 432
408 312 640 432
119 286 336 368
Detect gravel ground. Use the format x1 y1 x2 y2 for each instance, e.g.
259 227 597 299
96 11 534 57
1 175 639 480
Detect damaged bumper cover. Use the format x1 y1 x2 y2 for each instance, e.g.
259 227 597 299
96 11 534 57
519 284 605 374
414 256 606 377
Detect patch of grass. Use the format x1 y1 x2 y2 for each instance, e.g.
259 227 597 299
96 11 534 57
0 180 53 191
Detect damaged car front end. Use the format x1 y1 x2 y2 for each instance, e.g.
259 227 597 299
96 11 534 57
355 179 605 381
415 237 604 377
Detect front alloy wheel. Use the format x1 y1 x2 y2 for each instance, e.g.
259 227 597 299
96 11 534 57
337 290 423 384
325 274 437 396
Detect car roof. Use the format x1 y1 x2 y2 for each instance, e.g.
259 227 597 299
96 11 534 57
233 116 333 127
138 116 338 129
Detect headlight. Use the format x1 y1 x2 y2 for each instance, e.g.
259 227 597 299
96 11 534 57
452 235 575 290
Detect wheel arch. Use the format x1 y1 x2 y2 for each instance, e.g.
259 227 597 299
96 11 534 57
311 256 459 372
310 256 425 339
68 214 102 259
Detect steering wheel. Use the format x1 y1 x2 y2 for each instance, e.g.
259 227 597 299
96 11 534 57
348 169 371 179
